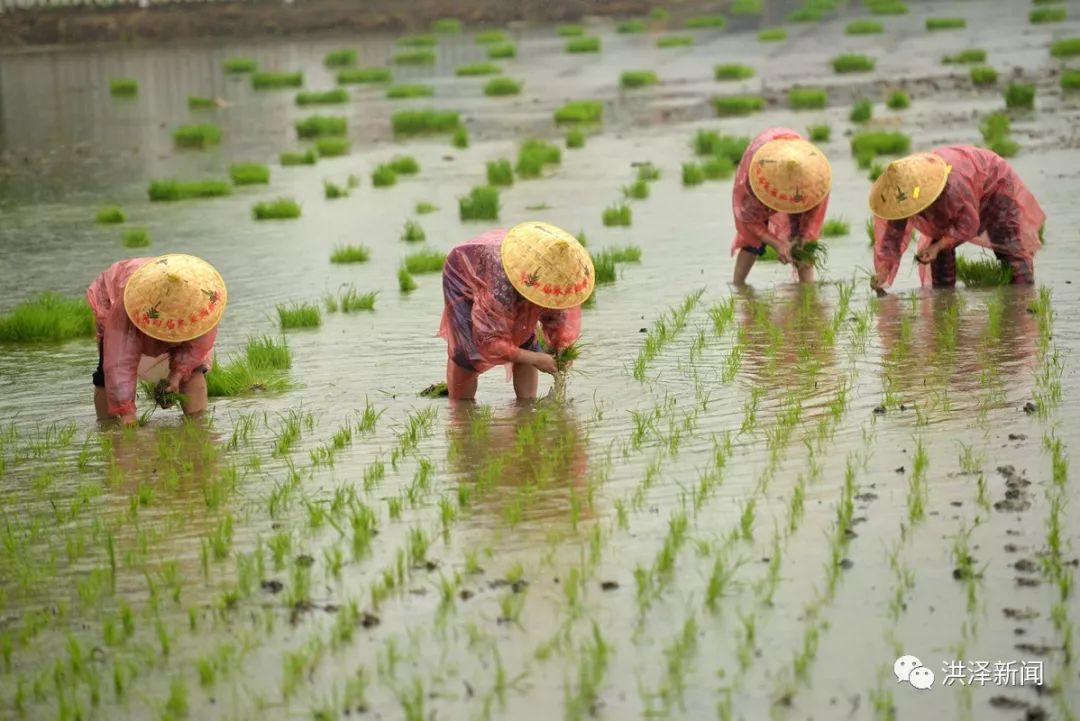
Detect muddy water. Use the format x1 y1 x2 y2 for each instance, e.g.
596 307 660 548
1 1 1079 719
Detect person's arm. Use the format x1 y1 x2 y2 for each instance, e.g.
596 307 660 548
872 218 914 291
166 328 217 391
101 306 143 422
735 186 792 262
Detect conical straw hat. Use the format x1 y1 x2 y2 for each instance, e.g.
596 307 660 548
123 254 227 343
748 138 832 214
501 222 594 310
869 152 952 220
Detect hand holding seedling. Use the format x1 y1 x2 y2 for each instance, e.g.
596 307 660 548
768 236 794 264
521 350 558 375
869 274 887 297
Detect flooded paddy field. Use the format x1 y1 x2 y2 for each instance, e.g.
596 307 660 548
1 0 1079 719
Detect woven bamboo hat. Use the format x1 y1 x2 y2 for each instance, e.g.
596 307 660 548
123 254 227 343
869 152 952 220
748 138 832 213
501 222 594 310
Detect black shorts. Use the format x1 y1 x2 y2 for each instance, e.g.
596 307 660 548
744 244 767 257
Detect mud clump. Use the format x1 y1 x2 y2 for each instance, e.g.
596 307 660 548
993 465 1033 512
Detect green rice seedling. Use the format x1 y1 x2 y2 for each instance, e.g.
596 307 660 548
714 64 754 80
147 179 231 201
846 20 883 34
789 87 827 109
713 95 764 116
926 17 966 30
1050 37 1080 57
188 95 215 109
324 49 357 67
280 149 317 166
474 30 508 44
487 43 516 59
791 241 828 270
337 67 392 84
371 164 397 187
457 62 501 80
173 123 221 148
651 6 670 21
702 156 734 179
0 292 94 342
392 109 460 136
592 252 617 284
338 287 378 312
807 124 831 142
866 0 908 14
486 159 514 186
682 162 705 186
109 78 138 97
886 89 910 109
246 336 291 369
1031 7 1066 23
433 17 462 33
608 245 642 262
731 0 761 14
330 244 370 263
943 48 987 63
516 138 561 176
388 155 419 174
850 98 873 123
557 24 585 36
416 201 437 214
657 35 694 47
459 185 500 220
295 115 346 138
397 34 438 47
602 203 632 227
868 161 886 179
386 84 434 99
252 71 303 89
276 302 321 329
832 53 876 73
956 255 1012 286
223 57 256 73
1005 83 1035 109
401 220 425 242
686 13 726 28
96 205 125 224
395 50 436 65
692 130 748 162
638 162 660 181
621 70 658 88
315 137 350 157
787 8 823 22
757 27 786 41
252 198 301 220
323 180 349 199
229 162 270 185
850 131 909 167
822 218 849 236
122 227 151 248
398 267 418 292
555 100 603 124
970 65 998 85
618 18 647 33
567 129 586 148
483 76 522 96
1062 70 1080 90
403 249 446 274
452 126 469 148
623 179 650 199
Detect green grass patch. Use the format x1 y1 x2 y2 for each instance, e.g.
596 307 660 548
1005 83 1035 109
337 67 392 84
683 163 706 186
1030 7 1066 23
96 205 126 224
323 180 349 199
488 44 517 59
602 203 632 227
832 53 876 73
387 155 419 175
252 71 303 89
926 17 966 30
822 218 849 237
956 255 1012 286
807 124 831 142
188 96 215 109
1050 37 1080 57
371 165 397 187
618 18 647 33
295 115 346 138
702 156 735 179
623 179 649 199
789 87 827 109
475 30 508 44
713 95 764 116
148 179 231 201
398 34 439 47
395 50 436 66
281 149 318 166
253 198 301 220
400 220 425 242
970 65 998 85
386 84 434 99
0 292 94 343
691 130 748 163
657 35 694 47
121 227 151 248
943 48 986 64
416 201 438 214
456 62 501 76
392 109 461 136
886 89 910 109
866 0 908 14
324 49 357 67
484 77 522 96
458 186 500 220
554 100 603 124
330 244 371 263
433 18 462 33
851 131 910 167
1062 69 1080 90
622 70 658 88
850 98 873 123
109 78 138 97
757 27 786 42
686 14 726 28
714 64 754 80
846 20 883 34
567 129 586 148
398 267 419 293
486 159 514 186
223 57 256 73
452 126 469 148
566 36 601 53
296 88 348 105
314 137 350 157
173 123 221 148
276 302 321 329
557 24 585 37
516 138 562 177
403 248 447 274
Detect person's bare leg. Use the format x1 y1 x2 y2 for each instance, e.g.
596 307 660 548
447 358 479 401
94 387 110 419
512 362 539 400
796 263 816 283
732 249 757 285
180 373 209 417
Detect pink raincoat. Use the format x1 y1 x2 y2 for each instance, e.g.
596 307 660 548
731 127 830 256
439 229 582 374
873 145 1045 288
87 258 217 416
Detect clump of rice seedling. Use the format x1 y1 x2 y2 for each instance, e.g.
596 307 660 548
330 244 370 263
252 71 303 89
452 126 469 148
109 78 138 97
846 20 883 34
1005 83 1035 110
295 115 346 138
277 302 321 329
868 162 884 180
122 228 151 248
416 201 437 214
459 186 500 220
0 292 95 342
970 65 998 86
657 35 694 47
147 179 232 201
388 155 420 174
682 162 706 186
457 62 500 76
188 96 215 109
1030 7 1066 23
398 34 439 47
693 130 736 157
789 87 827 109
474 30 508 44
702 156 734 179
638 163 660 181
555 100 603 124
1050 37 1080 57
926 17 966 30
324 49 357 67
392 109 461 136
315 137 350 157
607 245 642 263
787 8 822 22
851 131 910 167
731 0 761 14
174 123 222 148
623 179 649 199
866 0 908 14
567 129 585 148
757 28 786 42
253 198 301 220
403 249 447 274
807 124 830 142
1062 70 1080 90
401 220 426 242
245 335 291 370
96 206 126 224
486 159 514 186
566 36 601 53
943 48 986 64
980 112 1018 157
985 136 1018 158
850 98 873 123
713 95 764 116
832 54 875 73
651 7 670 21
205 345 291 396
822 218 849 237
686 13 726 28
956 255 1012 286
487 44 517 59
281 149 318 166
484 77 522 96
398 267 418 292
224 57 256 73
296 88 348 105
602 203 632 227
592 251 617 284
337 287 378 312
791 240 829 270
557 24 585 37
337 67 392 84
618 18 647 33
395 50 436 66
714 64 754 81
516 138 561 177
371 164 397 187
386 84 434 99
433 18 462 33
621 70 658 88
323 180 349 199
886 89 910 109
